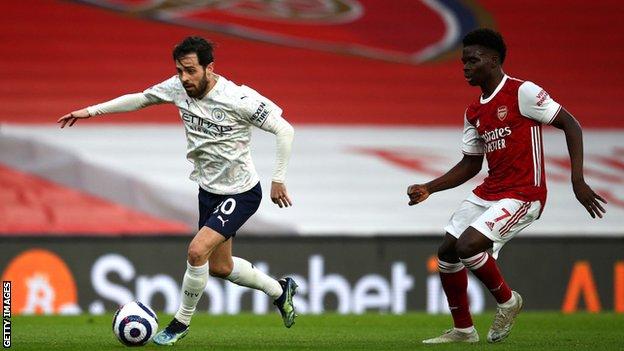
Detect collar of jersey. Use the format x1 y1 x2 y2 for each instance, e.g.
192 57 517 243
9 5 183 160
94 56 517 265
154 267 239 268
480 74 508 104
205 74 224 100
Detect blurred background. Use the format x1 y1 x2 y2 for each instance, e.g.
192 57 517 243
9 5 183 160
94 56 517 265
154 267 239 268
0 0 622 316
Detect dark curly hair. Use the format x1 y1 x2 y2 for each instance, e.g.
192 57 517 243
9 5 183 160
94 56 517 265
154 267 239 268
462 28 506 64
172 36 214 67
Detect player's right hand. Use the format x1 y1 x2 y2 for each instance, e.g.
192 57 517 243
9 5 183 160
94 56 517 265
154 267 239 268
407 184 430 206
57 108 90 128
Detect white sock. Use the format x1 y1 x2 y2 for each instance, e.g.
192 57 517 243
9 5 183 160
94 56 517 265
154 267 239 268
498 292 517 308
226 257 283 300
454 326 475 333
174 261 209 325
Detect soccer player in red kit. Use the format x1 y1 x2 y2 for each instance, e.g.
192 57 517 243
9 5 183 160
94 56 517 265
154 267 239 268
407 28 607 344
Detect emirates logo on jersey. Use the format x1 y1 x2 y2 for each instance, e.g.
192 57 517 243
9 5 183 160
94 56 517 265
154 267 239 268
497 106 508 121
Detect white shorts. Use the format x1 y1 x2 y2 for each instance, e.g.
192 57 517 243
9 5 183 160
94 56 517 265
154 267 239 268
444 193 541 258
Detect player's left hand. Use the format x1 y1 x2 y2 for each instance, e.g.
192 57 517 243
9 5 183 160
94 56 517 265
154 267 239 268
572 179 607 218
270 181 292 208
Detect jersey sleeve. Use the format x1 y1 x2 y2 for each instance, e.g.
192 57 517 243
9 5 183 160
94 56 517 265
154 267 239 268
260 114 294 183
518 81 562 124
86 93 157 116
461 112 484 155
237 85 292 182
237 85 284 128
143 76 180 103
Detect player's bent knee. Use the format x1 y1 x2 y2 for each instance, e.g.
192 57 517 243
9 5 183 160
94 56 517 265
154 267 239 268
437 234 460 262
187 245 208 266
209 265 232 278
437 245 459 263
208 259 233 278
455 238 480 259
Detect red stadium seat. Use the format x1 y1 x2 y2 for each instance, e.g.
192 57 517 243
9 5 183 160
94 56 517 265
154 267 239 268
0 164 189 235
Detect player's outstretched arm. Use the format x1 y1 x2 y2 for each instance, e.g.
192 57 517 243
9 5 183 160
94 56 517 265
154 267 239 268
57 93 160 128
550 109 607 218
407 154 483 206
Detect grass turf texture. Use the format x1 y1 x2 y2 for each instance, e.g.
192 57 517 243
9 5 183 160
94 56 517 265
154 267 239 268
11 312 624 350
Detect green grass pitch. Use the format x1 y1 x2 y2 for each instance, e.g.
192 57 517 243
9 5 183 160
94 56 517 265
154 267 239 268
11 312 624 350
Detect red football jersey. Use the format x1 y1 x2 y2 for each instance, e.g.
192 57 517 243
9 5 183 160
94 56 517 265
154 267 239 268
461 75 562 208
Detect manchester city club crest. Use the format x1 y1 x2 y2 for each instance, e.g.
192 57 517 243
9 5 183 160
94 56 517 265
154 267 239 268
212 108 226 122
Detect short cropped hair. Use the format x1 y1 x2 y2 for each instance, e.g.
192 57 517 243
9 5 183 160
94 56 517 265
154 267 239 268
462 28 506 64
172 36 214 67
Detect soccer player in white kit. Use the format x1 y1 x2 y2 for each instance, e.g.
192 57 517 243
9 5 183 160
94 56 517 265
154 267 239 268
58 36 298 346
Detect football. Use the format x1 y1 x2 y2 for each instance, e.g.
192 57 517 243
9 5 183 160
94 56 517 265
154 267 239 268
112 301 159 347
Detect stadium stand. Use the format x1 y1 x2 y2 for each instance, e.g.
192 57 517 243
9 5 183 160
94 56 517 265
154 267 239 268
1 0 622 234
2 0 622 126
0 164 188 234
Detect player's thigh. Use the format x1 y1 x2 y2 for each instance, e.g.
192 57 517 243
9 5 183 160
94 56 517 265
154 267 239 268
455 226 494 258
188 226 228 265
470 198 541 258
444 197 488 240
208 239 234 278
204 183 262 239
198 187 222 230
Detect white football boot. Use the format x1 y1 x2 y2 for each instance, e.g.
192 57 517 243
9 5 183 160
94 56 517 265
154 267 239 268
487 290 523 343
422 328 479 344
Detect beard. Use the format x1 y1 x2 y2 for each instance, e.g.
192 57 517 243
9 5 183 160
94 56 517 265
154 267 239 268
184 75 209 98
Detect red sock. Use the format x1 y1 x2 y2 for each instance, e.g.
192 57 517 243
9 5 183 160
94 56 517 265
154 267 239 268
461 252 512 304
438 260 473 328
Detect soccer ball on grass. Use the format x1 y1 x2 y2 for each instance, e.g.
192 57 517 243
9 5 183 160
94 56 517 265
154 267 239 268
112 301 159 346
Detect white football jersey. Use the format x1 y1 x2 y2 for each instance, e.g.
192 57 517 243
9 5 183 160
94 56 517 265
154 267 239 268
144 75 284 195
